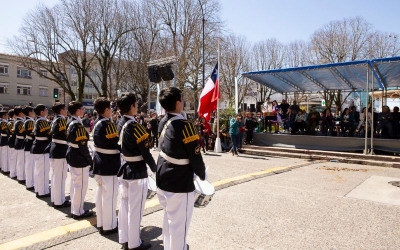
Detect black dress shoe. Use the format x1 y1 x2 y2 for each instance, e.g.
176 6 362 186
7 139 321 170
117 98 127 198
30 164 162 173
71 210 94 220
36 193 51 198
100 226 118 235
18 180 26 184
53 200 71 208
2 171 10 175
26 187 34 191
10 176 17 179
128 242 151 250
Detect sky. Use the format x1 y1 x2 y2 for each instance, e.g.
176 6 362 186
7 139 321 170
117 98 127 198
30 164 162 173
1 0 400 53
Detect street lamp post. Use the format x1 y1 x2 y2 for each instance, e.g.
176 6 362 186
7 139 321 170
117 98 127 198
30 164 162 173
199 0 205 88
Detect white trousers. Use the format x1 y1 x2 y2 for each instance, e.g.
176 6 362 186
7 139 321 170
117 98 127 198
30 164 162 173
70 166 90 216
95 175 118 230
157 189 195 250
0 146 8 172
50 158 68 205
8 148 17 178
16 149 25 181
118 178 148 248
34 154 50 195
24 151 35 188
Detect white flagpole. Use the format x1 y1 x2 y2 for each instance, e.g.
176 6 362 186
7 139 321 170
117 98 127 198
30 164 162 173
235 77 238 112
214 39 222 153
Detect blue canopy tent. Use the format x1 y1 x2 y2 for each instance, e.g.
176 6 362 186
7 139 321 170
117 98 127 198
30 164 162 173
242 57 400 154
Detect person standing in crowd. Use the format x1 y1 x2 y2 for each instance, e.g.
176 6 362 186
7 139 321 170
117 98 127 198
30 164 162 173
200 117 211 151
321 108 334 136
92 97 120 235
31 104 51 198
229 114 241 156
306 106 321 135
149 112 159 150
82 113 91 133
116 93 156 250
280 100 290 131
23 106 35 190
66 102 93 219
288 100 300 131
156 87 206 250
0 111 9 174
49 102 70 208
339 108 354 136
13 106 26 184
244 112 256 145
7 109 17 179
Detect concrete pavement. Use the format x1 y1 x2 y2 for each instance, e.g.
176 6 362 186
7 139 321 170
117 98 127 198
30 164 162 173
1 147 400 249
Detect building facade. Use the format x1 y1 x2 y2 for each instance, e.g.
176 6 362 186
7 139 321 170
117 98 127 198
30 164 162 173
0 53 61 109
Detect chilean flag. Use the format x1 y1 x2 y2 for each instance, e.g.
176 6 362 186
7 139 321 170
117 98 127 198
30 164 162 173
198 63 220 121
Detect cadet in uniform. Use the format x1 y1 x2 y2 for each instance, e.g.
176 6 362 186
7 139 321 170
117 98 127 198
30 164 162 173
31 104 51 198
23 106 36 190
116 93 156 250
92 97 120 235
13 106 26 184
66 101 93 219
156 87 206 250
0 111 9 174
7 109 17 179
49 102 70 208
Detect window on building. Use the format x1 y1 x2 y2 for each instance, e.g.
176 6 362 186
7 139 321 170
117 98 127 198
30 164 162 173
39 87 48 97
17 85 32 95
0 83 9 94
39 69 47 77
0 64 9 75
17 68 32 78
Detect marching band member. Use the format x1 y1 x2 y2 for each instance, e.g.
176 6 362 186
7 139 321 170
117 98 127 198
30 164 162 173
0 111 9 174
156 87 206 250
66 101 93 219
49 102 70 208
92 97 120 235
116 93 156 250
7 109 17 179
31 104 51 198
13 106 26 183
23 106 35 190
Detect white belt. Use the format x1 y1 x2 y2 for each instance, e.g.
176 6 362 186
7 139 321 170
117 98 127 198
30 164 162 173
16 136 25 139
69 143 79 148
160 151 189 165
94 147 119 154
26 136 33 140
36 137 49 141
123 155 144 162
52 139 67 145
1 134 7 137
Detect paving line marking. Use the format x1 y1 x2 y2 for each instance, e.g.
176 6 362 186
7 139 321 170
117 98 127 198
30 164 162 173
0 162 307 250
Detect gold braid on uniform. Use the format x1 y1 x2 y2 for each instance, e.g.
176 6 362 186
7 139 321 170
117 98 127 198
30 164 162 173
27 121 34 135
182 122 200 144
1 122 7 131
39 120 50 133
18 122 25 133
105 123 118 139
132 124 149 144
58 119 66 132
76 127 88 141
8 122 14 134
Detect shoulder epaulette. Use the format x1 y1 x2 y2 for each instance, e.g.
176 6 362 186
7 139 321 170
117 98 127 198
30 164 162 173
182 122 199 144
105 122 118 139
132 123 149 144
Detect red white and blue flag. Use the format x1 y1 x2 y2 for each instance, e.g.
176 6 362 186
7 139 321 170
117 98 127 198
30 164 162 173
198 62 220 121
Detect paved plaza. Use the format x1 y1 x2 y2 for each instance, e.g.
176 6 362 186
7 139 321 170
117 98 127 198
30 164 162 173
1 145 400 250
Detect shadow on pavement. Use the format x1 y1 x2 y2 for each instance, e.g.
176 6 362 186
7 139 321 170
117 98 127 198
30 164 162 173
100 226 163 249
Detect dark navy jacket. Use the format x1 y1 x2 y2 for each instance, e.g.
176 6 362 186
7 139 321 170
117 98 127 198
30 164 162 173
117 115 156 180
7 119 15 149
14 117 25 150
49 115 68 159
23 118 35 151
66 117 92 168
156 113 206 193
0 119 9 147
92 116 121 176
31 117 51 154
